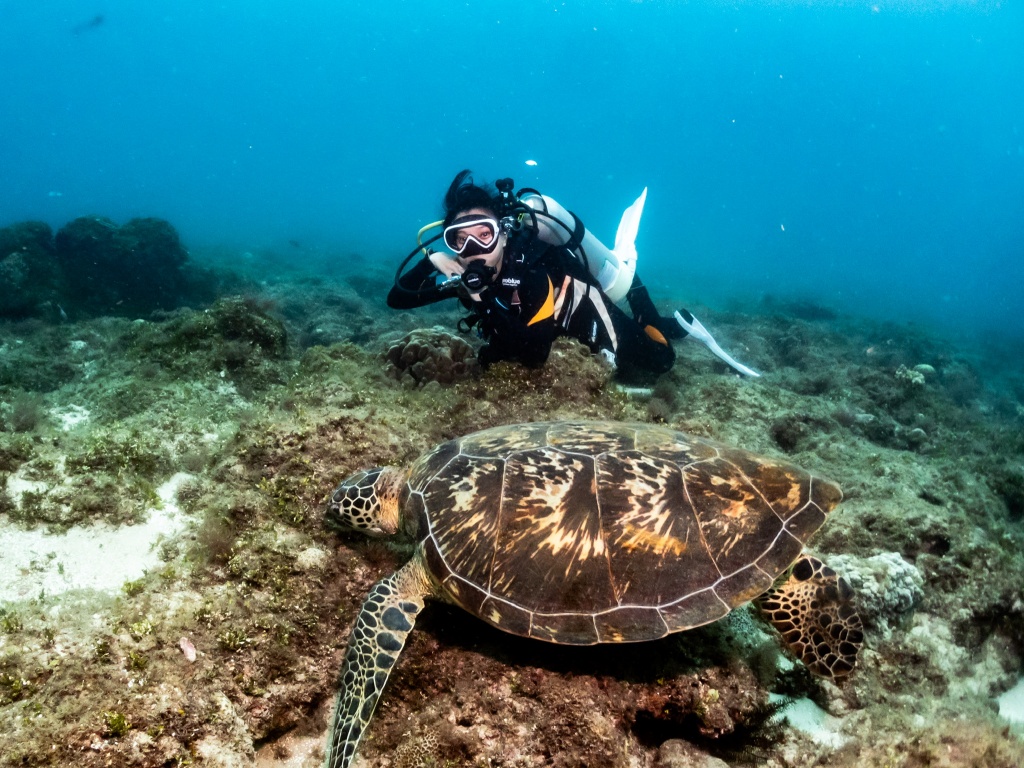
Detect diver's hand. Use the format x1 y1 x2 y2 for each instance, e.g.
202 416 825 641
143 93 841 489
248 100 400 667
428 250 464 278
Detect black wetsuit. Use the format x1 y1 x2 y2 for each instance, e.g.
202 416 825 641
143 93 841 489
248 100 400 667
387 235 681 377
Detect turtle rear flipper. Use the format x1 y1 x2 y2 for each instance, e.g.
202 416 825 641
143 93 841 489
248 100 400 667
325 558 432 768
757 556 864 679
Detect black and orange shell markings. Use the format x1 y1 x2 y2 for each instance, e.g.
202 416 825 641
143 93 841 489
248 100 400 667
404 422 840 645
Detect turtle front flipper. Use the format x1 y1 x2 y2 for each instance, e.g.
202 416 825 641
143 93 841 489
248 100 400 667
324 557 433 768
757 555 864 680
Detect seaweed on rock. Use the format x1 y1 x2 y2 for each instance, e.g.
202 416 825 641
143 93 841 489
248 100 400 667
127 295 289 394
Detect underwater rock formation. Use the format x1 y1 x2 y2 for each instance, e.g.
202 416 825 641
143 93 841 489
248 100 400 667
128 295 289 396
1 216 228 322
0 221 60 319
55 216 190 317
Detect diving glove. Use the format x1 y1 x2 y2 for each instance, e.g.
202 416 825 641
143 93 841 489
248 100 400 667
674 309 761 377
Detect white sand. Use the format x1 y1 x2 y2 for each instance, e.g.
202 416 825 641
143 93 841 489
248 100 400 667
254 732 323 767
998 676 1024 732
0 472 193 603
772 694 848 748
51 403 91 430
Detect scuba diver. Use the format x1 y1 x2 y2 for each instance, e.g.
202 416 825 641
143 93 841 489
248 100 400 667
388 170 760 379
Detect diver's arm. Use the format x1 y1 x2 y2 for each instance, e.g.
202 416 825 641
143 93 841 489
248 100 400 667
386 254 459 309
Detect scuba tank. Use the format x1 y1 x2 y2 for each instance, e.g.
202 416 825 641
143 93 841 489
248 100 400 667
516 188 647 305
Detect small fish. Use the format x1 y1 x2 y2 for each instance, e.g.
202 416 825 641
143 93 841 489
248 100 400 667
57 304 68 322
72 14 104 35
178 636 197 662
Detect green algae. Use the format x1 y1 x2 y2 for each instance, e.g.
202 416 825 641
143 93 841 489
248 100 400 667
102 710 132 738
0 434 33 472
0 609 23 635
123 296 291 397
67 426 170 477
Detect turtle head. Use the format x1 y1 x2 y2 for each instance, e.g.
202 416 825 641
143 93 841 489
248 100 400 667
327 467 406 537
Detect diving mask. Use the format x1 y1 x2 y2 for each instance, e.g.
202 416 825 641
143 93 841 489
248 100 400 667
443 215 500 257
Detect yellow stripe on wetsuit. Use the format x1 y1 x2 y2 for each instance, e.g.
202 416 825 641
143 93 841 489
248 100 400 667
527 276 555 326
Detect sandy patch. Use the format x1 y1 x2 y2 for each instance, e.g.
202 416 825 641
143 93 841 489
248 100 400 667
0 472 194 603
49 403 91 430
773 694 848 748
254 731 323 767
998 676 1024 733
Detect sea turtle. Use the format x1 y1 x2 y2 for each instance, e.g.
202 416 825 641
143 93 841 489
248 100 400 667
322 421 863 768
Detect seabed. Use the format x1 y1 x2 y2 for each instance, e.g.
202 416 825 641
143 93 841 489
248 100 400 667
1 241 1023 768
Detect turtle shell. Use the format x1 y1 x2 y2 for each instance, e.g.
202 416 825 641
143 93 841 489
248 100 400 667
402 421 841 645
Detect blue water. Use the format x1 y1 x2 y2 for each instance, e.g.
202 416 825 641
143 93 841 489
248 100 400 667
2 1 1022 336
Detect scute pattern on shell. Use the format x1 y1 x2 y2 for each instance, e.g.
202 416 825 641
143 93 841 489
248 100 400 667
404 422 842 645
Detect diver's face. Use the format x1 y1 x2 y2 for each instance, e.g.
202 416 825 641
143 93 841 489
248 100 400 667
454 207 504 277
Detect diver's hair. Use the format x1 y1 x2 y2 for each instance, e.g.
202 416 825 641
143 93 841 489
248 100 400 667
442 169 501 227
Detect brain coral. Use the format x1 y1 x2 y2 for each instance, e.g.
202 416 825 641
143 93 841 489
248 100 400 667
384 326 478 386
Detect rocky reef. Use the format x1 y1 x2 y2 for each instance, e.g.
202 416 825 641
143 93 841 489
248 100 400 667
0 217 223 321
0 243 1022 768
0 221 61 320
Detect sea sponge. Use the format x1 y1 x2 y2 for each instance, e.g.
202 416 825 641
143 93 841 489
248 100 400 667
384 327 478 386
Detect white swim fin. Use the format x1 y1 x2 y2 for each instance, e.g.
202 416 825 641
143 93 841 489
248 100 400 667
599 187 647 303
674 309 761 377
612 187 647 262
